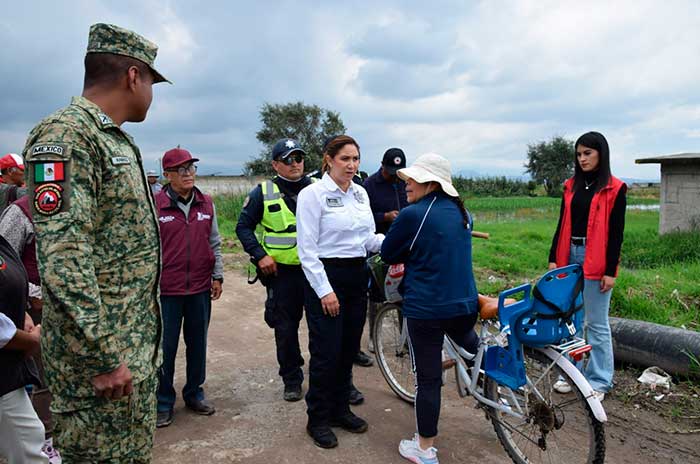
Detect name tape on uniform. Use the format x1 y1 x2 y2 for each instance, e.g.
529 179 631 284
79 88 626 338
111 156 131 166
326 197 343 207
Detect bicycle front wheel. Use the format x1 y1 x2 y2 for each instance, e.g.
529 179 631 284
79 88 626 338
484 348 605 464
373 303 415 403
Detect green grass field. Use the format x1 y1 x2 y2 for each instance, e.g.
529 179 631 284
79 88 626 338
215 192 699 331
468 197 700 331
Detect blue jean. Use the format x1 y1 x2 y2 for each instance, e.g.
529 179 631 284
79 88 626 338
569 245 614 392
157 291 211 412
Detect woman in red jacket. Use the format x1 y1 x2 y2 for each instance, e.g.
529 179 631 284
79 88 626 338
548 131 626 401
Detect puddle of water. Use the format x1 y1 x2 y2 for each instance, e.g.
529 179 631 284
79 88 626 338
628 204 660 211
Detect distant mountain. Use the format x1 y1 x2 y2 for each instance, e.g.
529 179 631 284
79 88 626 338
621 177 660 184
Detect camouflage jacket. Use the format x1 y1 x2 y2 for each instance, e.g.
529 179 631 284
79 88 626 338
22 96 162 411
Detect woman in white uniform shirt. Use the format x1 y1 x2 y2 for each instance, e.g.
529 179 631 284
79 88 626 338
297 135 383 449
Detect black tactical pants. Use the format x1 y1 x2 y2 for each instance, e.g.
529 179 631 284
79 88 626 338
265 264 306 388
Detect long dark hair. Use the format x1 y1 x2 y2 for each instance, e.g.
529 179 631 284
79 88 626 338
573 131 611 192
428 181 470 229
321 135 360 173
451 195 471 229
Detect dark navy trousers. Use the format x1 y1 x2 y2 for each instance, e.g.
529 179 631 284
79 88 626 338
305 259 367 427
157 291 211 412
265 264 305 387
407 313 478 438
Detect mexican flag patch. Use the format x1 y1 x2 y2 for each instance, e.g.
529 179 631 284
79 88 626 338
35 162 65 182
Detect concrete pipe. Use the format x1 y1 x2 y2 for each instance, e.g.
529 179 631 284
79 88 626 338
610 317 700 378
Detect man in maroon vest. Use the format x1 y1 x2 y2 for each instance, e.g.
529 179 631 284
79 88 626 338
154 147 224 428
0 195 62 462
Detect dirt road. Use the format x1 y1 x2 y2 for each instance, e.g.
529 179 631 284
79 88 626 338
153 268 699 464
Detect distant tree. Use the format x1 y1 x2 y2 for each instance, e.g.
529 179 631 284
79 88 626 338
524 136 575 197
244 102 347 176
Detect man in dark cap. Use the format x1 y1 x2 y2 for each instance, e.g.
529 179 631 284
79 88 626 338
362 148 408 353
363 148 408 235
20 23 169 462
236 138 313 402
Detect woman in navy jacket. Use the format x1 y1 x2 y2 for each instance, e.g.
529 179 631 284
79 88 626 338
381 153 478 464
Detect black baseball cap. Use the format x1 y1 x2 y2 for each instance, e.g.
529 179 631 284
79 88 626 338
272 138 306 160
382 148 406 174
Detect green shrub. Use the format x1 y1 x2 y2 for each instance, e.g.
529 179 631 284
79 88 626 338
453 176 533 197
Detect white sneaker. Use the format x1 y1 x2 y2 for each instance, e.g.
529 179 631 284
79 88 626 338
368 338 375 354
42 438 62 464
398 435 439 464
592 390 605 402
553 379 572 394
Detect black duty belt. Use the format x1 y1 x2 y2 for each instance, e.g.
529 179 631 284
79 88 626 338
320 257 366 267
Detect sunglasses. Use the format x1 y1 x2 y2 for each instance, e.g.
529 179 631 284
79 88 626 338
279 153 304 165
165 164 197 176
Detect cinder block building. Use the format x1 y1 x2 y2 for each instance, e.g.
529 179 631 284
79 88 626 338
635 153 700 234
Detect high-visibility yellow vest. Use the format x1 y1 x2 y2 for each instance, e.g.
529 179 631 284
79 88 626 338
260 179 301 265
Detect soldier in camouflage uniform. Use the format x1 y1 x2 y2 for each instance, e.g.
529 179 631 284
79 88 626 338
21 23 170 463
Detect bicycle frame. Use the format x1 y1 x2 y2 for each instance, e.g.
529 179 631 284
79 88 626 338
442 319 607 423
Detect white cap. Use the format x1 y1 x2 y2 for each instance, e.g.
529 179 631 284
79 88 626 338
397 153 458 197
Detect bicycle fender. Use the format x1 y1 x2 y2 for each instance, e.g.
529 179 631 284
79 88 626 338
541 347 607 423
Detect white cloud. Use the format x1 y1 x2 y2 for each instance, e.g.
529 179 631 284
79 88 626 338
3 0 700 179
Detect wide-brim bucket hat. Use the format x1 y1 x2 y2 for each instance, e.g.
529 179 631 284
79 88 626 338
397 152 458 197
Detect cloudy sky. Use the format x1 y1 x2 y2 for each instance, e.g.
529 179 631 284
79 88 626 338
3 0 700 179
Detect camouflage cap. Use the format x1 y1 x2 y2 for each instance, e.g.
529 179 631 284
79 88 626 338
87 23 170 84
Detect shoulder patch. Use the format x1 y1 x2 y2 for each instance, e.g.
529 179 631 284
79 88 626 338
34 161 65 183
33 183 64 216
31 144 65 157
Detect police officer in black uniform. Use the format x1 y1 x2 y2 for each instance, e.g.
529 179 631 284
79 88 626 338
236 138 312 402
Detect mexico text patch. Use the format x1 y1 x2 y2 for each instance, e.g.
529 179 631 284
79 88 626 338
31 145 65 157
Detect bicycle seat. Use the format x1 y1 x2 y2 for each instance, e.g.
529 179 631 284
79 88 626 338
515 264 583 347
530 264 583 318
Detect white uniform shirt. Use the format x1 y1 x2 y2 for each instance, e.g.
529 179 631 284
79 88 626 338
0 313 17 349
297 173 384 298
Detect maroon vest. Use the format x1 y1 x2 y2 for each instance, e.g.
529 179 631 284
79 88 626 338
156 187 216 296
14 196 41 286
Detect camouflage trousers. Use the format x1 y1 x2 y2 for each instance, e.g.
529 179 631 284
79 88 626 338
53 374 157 463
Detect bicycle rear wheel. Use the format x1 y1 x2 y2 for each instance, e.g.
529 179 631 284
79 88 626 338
373 303 415 403
484 348 605 464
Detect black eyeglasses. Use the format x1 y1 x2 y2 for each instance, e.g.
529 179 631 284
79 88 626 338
165 164 197 176
279 154 304 165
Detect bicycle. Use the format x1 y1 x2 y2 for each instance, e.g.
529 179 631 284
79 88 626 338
369 258 607 464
